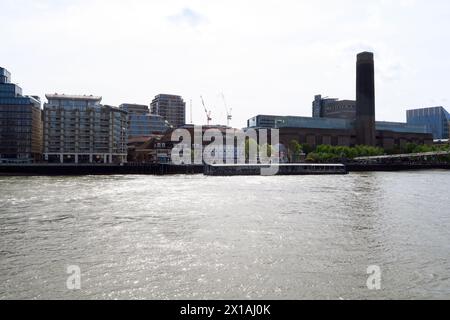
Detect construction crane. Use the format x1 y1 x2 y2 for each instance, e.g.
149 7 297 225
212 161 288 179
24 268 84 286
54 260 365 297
221 93 232 126
200 96 212 126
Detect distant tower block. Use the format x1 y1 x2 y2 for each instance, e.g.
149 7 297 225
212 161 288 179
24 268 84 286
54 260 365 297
356 52 376 146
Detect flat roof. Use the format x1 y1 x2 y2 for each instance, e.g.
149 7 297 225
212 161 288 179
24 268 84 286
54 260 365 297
45 94 102 101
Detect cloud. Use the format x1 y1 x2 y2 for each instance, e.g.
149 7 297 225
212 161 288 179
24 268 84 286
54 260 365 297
168 8 207 28
1 0 450 126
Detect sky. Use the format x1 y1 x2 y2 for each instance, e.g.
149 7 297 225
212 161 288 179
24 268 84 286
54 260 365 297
1 0 450 127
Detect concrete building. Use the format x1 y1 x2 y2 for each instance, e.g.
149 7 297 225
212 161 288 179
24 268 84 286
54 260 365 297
0 67 43 163
407 106 450 140
246 52 433 151
312 95 356 120
43 94 127 164
120 103 169 138
150 94 186 129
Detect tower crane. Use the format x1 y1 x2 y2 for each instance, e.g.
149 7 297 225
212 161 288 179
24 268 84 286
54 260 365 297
221 93 232 126
200 96 212 126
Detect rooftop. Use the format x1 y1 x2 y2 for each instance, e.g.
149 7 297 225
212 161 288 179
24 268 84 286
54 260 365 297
45 93 102 102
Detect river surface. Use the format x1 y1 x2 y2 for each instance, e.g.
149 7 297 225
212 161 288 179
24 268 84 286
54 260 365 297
0 171 449 300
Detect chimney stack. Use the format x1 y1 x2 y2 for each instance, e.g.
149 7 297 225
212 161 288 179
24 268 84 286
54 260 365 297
355 52 376 146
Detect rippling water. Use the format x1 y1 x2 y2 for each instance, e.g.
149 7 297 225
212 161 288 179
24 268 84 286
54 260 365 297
0 171 449 300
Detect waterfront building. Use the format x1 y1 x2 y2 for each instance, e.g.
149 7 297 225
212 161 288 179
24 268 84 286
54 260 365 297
0 67 43 163
127 136 172 164
119 103 169 138
407 106 450 140
161 125 245 164
43 94 127 164
312 95 356 120
150 94 186 129
247 115 431 150
246 52 433 151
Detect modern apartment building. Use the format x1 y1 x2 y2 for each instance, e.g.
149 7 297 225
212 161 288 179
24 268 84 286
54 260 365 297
43 94 127 164
407 106 450 140
0 67 43 163
150 94 186 129
119 103 169 138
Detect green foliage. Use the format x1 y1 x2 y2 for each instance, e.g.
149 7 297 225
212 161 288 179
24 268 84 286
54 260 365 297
302 142 450 163
300 143 314 154
288 140 312 162
304 142 450 163
245 138 259 161
288 140 315 155
289 140 302 156
403 143 450 154
305 145 384 162
306 152 338 163
245 139 275 161
260 143 275 158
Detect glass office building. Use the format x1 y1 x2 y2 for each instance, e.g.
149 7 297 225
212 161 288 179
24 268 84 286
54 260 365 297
119 104 169 138
0 67 43 163
407 106 450 140
43 94 128 164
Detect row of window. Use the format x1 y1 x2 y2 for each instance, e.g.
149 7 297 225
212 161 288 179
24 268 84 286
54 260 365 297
0 128 33 133
0 98 37 105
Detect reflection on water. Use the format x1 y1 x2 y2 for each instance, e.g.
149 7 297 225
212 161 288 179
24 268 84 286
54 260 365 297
0 172 449 299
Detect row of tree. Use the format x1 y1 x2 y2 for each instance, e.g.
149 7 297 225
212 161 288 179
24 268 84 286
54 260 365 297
239 138 449 163
305 145 385 163
288 140 450 163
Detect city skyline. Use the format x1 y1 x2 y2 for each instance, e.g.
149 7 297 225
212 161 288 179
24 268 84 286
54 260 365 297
2 0 450 306
1 0 450 127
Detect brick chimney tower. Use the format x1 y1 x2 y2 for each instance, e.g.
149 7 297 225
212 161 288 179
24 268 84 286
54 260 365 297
355 52 376 146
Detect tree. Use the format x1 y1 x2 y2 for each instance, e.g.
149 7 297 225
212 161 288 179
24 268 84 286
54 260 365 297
260 143 275 158
305 144 384 163
245 138 259 163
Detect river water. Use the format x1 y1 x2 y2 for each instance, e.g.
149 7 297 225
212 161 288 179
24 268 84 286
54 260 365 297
0 171 449 300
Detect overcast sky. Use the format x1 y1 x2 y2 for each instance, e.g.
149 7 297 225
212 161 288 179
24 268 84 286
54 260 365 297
1 0 449 127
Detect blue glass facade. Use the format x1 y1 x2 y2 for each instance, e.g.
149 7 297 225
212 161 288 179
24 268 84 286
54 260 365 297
120 104 169 137
248 114 353 129
407 107 450 140
376 121 429 134
247 114 429 135
0 67 42 162
128 114 169 136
